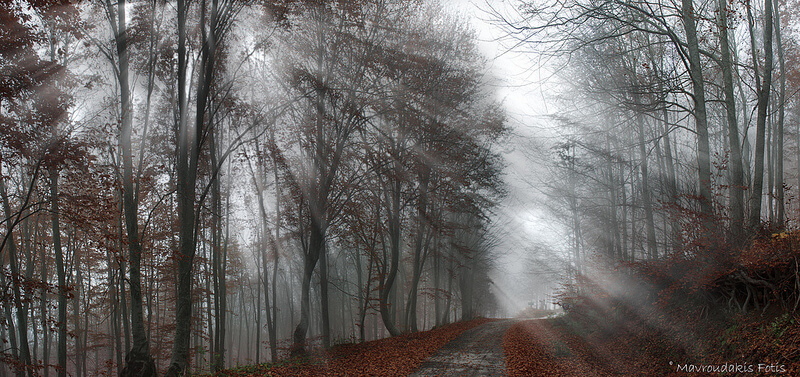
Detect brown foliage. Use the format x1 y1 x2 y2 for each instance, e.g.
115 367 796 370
529 228 800 376
505 312 698 376
213 318 491 376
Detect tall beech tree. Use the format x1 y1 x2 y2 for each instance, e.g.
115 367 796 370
100 0 157 374
718 0 744 237
746 0 773 230
276 0 409 351
168 0 243 374
680 0 714 227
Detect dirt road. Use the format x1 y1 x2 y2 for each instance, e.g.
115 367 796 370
409 319 515 376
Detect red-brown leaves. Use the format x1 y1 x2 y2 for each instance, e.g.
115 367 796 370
504 319 686 376
215 318 491 376
534 227 800 377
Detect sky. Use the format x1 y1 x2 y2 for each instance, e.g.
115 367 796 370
443 0 570 315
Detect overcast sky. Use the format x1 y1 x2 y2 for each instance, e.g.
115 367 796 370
443 0 570 315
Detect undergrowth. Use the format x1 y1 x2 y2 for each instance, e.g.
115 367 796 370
544 228 800 375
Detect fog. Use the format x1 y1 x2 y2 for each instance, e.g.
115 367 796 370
2 0 799 375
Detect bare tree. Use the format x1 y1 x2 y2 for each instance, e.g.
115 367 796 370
746 0 773 230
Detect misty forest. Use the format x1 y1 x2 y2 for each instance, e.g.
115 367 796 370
1 0 800 375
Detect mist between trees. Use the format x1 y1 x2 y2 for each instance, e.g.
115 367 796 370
490 0 799 271
5 0 798 374
481 2 800 368
0 1 508 376
485 0 800 370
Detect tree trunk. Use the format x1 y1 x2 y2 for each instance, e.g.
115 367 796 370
441 255 453 326
379 158 403 337
166 0 215 373
746 0 773 230
41 245 49 377
433 240 441 327
0 270 20 377
682 0 714 227
459 253 474 321
568 142 583 268
405 164 430 332
20 178 35 367
210 122 227 372
269 155 279 360
717 0 744 239
112 223 123 375
292 222 323 355
772 0 785 228
1 172 33 377
72 243 82 377
768 113 774 223
165 0 191 370
634 104 657 259
319 243 331 348
261 247 273 361
0 309 11 377
255 259 261 364
608 136 622 260
113 0 156 374
620 154 629 260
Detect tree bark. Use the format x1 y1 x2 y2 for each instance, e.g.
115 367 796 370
379 157 403 337
405 163 430 332
746 0 773 230
269 157 279 361
319 242 331 348
632 93 657 259
210 121 227 372
661 107 680 253
0 267 20 377
292 220 323 355
772 0 785 228
72 239 82 377
717 0 744 239
41 244 49 377
1 171 33 377
433 238 441 327
166 0 217 373
682 0 714 227
112 0 156 374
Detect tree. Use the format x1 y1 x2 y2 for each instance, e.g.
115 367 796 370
680 0 714 227
277 0 395 351
168 0 242 374
717 0 744 237
0 2 77 375
772 0 786 228
98 0 157 374
746 0 773 230
1 2 511 373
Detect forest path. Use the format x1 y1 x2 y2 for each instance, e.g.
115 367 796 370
408 319 515 376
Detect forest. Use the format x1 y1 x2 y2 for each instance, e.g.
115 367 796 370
1 0 800 376
492 0 800 373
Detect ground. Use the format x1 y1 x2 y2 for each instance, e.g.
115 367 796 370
504 318 667 376
213 318 493 376
213 318 651 376
214 313 799 376
409 319 513 376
